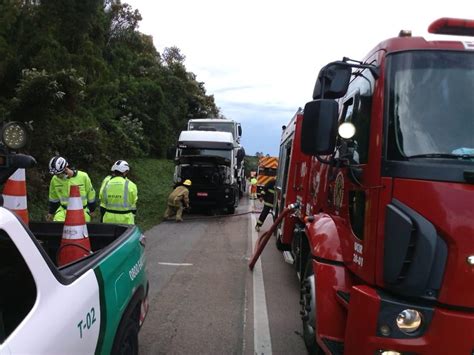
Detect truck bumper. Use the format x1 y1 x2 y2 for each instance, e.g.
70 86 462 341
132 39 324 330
190 185 237 209
344 285 474 354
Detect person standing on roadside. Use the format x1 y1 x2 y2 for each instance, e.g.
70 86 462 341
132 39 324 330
250 176 258 199
99 160 138 224
47 156 96 222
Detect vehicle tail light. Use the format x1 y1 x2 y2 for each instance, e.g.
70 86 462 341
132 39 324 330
139 233 146 247
428 17 474 36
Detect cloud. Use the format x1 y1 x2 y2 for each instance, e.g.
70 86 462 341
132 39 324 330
127 0 473 157
212 85 257 94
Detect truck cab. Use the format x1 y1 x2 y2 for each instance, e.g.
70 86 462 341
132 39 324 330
188 118 242 143
174 130 239 213
279 18 474 354
187 118 246 197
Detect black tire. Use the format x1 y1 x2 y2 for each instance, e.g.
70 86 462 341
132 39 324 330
112 315 139 355
227 206 235 214
275 234 290 251
300 257 324 355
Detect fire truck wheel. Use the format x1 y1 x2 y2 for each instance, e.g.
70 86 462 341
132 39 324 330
300 257 323 354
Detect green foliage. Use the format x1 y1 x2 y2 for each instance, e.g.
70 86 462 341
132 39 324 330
129 158 175 232
0 0 220 215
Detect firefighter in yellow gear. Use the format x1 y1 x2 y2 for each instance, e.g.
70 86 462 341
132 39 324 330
164 179 191 222
47 156 96 222
99 160 138 224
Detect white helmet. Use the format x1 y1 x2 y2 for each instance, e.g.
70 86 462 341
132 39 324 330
49 156 68 175
111 160 129 173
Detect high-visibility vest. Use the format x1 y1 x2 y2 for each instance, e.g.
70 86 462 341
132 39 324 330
49 170 96 221
100 176 138 224
99 175 112 208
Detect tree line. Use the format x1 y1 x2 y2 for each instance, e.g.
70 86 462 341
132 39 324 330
0 0 220 208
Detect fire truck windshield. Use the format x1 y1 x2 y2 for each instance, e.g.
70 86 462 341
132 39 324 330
387 50 474 163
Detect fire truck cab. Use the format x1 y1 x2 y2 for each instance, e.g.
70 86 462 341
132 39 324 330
278 18 474 354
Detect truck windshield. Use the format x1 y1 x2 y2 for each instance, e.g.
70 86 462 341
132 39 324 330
180 148 232 160
387 51 474 162
188 122 235 138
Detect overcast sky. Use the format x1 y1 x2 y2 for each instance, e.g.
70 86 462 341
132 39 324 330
125 0 472 156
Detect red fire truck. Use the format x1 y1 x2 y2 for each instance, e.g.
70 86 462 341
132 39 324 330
274 18 474 354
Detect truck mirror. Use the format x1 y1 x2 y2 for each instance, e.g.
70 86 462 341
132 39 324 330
301 99 339 155
237 147 245 163
238 125 242 137
313 61 351 100
166 146 176 160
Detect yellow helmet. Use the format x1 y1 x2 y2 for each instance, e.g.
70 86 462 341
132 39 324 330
183 179 192 186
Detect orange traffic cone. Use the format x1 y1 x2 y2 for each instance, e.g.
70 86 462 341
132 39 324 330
57 185 92 266
2 168 29 224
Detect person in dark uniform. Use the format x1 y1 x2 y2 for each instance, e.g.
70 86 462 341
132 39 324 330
255 178 276 232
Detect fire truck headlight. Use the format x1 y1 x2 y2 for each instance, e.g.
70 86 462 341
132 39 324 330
396 309 422 334
378 351 401 355
338 122 356 139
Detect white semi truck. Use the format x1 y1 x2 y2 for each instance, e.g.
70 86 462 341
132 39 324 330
187 118 246 197
173 130 241 214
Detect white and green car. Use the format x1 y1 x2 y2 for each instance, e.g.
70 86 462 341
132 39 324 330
0 123 149 354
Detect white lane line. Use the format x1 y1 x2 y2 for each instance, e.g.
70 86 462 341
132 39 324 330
250 202 272 354
158 262 193 266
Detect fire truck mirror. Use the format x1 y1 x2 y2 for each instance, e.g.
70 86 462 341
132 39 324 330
301 99 338 156
313 61 351 100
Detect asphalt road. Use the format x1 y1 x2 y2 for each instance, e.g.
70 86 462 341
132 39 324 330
139 197 307 354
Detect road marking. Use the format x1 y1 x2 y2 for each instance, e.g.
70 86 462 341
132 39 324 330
250 201 273 354
158 262 193 266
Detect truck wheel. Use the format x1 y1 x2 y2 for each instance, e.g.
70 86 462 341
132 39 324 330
300 257 323 355
112 315 139 355
227 206 235 214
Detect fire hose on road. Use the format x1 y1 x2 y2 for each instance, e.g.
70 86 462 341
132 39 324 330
248 202 299 270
